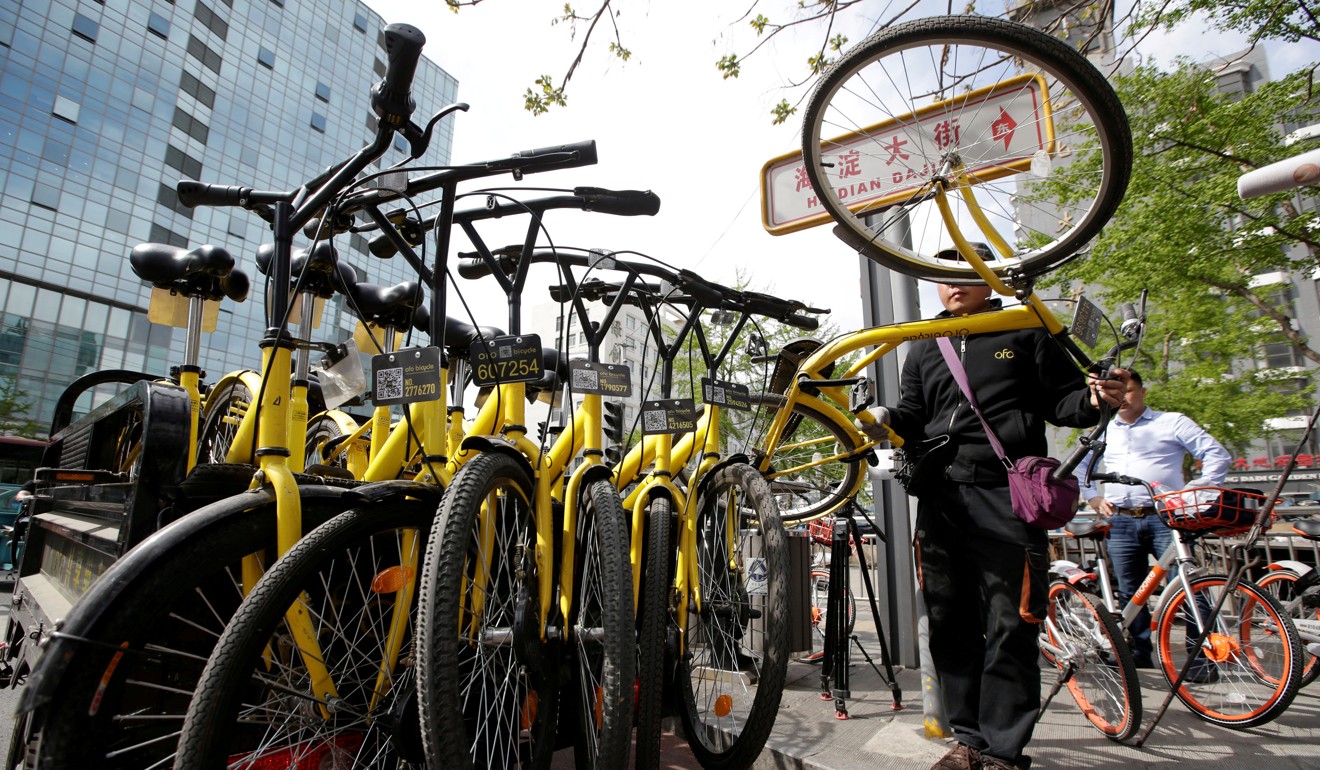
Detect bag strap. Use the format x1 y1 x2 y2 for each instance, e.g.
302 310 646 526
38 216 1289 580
936 336 1011 467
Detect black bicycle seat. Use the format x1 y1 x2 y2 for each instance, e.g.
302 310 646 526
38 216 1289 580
1062 518 1111 539
1291 517 1320 541
349 281 422 329
130 243 249 302
411 305 505 355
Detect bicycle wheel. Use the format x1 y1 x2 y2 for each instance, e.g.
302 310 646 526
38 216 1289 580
1154 575 1302 728
636 495 674 770
416 452 558 770
1043 581 1141 741
21 495 347 770
1253 569 1320 687
744 393 862 524
674 463 789 770
198 376 255 464
175 501 432 769
566 479 634 769
800 15 1132 283
810 568 856 647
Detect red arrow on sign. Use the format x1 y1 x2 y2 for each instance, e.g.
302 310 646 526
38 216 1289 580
991 107 1017 151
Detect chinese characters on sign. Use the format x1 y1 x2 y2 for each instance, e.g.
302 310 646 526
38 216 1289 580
759 73 1050 235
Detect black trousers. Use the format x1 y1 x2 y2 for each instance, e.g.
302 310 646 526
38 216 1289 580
915 481 1048 767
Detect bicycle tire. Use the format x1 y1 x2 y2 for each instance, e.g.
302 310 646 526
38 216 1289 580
1043 581 1141 741
22 496 347 770
567 478 635 769
635 495 674 770
1250 569 1320 688
674 462 789 770
416 452 558 770
810 568 856 645
305 412 348 468
1154 574 1303 728
799 15 1132 283
175 501 433 769
197 377 255 464
745 393 862 525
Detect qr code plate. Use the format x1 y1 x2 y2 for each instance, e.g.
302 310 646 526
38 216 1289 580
376 367 403 401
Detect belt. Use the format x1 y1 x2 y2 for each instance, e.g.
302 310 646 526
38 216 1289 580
1114 506 1156 518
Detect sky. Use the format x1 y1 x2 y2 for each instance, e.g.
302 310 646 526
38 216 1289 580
363 0 1319 334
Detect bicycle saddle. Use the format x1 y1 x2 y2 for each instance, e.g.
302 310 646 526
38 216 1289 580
411 305 504 357
1291 518 1320 541
129 243 250 302
348 280 423 329
255 242 356 299
1061 518 1111 539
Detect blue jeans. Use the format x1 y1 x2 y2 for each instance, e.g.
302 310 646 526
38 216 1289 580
1106 512 1173 663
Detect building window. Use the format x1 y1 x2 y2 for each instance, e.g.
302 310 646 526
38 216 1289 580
52 95 80 124
372 58 387 78
172 106 210 144
165 144 204 179
353 12 368 33
187 34 223 74
310 112 326 133
365 113 377 134
194 2 229 41
394 135 407 153
158 183 194 219
350 234 369 254
31 183 61 211
147 12 170 39
179 71 216 108
257 46 275 69
315 82 330 102
72 13 99 43
149 223 189 248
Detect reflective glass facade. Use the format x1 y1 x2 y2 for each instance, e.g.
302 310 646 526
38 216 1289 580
0 0 457 431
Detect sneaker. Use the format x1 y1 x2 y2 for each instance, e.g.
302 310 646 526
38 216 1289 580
931 743 981 770
981 757 1021 770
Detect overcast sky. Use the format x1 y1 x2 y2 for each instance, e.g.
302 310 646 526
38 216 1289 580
364 0 1318 334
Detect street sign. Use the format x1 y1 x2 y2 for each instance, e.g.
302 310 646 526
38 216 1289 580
761 73 1052 235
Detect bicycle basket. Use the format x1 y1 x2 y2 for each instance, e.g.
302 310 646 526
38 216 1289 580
1154 486 1268 536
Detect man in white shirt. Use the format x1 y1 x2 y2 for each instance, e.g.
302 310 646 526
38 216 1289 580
1079 370 1230 667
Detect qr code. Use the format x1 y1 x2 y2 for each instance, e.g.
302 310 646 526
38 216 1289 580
571 368 600 390
712 386 726 404
643 409 668 432
376 367 403 400
498 344 512 358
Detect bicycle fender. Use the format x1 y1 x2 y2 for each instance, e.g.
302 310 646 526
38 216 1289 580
346 479 444 505
16 484 353 715
458 435 536 480
691 453 754 500
1266 560 1316 584
576 462 614 489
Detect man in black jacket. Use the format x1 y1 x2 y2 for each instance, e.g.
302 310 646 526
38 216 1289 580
863 266 1127 770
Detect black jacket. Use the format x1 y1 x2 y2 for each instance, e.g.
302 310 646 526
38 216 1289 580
889 310 1099 484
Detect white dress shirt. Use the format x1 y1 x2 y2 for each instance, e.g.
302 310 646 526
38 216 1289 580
1078 407 1231 507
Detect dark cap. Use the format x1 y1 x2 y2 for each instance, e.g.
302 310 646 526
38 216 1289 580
934 242 994 262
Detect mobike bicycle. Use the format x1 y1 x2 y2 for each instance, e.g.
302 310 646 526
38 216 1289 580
1048 479 1304 733
173 192 661 770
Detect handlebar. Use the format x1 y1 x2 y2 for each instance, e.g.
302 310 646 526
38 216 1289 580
367 187 659 258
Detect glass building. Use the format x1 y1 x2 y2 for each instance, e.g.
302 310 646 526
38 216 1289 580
0 0 457 432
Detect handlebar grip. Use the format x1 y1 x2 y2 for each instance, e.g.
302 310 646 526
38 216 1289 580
1238 148 1320 199
574 187 661 217
177 181 250 208
372 23 426 124
783 313 819 331
676 269 725 306
457 257 496 279
512 140 598 175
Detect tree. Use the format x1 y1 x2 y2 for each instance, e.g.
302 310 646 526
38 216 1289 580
1043 61 1319 452
0 377 44 439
